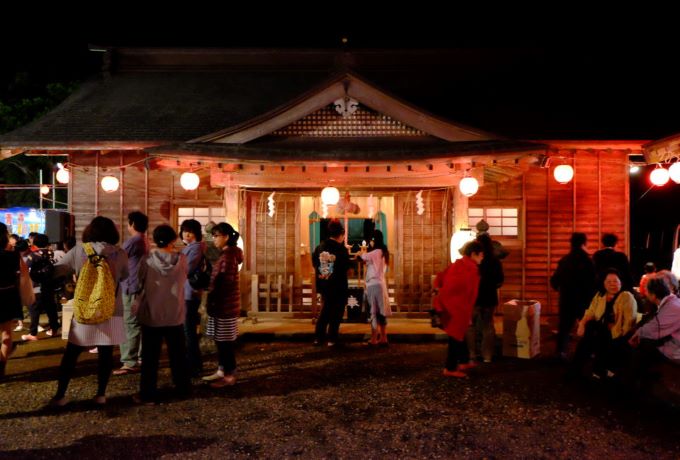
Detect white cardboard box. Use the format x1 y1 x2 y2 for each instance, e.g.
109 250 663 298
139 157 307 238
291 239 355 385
502 300 541 359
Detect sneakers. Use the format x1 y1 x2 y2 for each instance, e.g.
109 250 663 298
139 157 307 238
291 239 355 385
210 375 236 388
13 322 24 332
88 347 98 354
113 365 141 376
21 334 38 342
37 325 46 333
442 369 468 378
458 361 478 371
45 328 60 337
201 370 225 382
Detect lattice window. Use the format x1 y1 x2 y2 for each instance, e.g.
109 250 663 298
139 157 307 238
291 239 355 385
469 208 519 237
271 104 427 137
177 207 226 238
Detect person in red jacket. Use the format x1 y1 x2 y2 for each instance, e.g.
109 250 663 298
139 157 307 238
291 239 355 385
434 241 484 378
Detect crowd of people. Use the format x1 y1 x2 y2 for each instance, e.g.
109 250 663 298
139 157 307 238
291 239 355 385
0 212 243 405
1 216 679 405
550 232 680 387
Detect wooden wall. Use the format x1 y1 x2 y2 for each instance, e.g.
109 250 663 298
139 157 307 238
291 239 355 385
395 190 450 311
69 151 224 241
521 149 628 314
247 191 298 278
469 176 524 307
68 149 630 316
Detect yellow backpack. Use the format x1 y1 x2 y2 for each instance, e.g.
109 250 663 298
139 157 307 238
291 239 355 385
73 243 116 324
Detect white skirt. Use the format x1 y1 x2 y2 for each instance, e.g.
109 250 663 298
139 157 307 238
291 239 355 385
67 316 125 347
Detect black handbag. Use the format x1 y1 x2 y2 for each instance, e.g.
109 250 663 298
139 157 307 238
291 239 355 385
428 309 443 329
188 257 212 290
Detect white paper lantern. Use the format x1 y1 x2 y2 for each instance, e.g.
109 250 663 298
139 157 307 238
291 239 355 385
101 175 119 193
459 177 479 197
321 186 340 205
669 162 680 184
40 185 50 195
553 164 574 184
450 228 477 262
650 167 670 186
180 172 200 191
55 168 70 184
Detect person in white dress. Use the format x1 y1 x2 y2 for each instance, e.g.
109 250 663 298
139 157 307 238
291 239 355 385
359 230 391 346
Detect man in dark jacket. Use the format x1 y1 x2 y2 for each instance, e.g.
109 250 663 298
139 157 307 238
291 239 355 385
312 219 350 347
550 232 597 359
466 233 504 363
593 233 634 293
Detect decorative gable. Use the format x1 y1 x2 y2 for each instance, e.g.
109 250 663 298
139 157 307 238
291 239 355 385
270 102 427 138
191 72 499 145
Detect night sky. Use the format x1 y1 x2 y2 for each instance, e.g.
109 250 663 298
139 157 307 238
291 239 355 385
2 8 679 273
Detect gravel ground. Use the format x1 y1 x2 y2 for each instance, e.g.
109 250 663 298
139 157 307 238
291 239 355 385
1 340 680 459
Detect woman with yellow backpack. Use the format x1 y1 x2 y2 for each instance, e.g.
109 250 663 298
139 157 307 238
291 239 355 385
49 216 129 407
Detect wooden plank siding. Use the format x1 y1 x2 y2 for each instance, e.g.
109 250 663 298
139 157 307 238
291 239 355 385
469 177 524 308
67 149 630 317
395 190 450 311
247 192 299 312
522 149 629 314
69 151 224 241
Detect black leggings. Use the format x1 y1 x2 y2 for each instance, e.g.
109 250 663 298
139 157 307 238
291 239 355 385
55 342 114 399
446 337 470 371
29 292 60 336
216 341 236 374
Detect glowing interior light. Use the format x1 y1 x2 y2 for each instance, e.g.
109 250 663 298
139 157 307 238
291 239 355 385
40 185 50 195
629 165 640 174
450 228 477 262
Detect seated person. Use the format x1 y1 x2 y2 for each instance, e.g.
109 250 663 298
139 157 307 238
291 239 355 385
639 262 656 298
629 276 680 365
570 268 637 379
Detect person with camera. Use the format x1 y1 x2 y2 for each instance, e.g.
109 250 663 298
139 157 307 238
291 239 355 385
22 233 60 341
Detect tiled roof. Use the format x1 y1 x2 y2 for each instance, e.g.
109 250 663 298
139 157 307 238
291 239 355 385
0 71 331 146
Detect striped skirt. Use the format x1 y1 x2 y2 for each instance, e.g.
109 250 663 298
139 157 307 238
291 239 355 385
206 316 239 342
